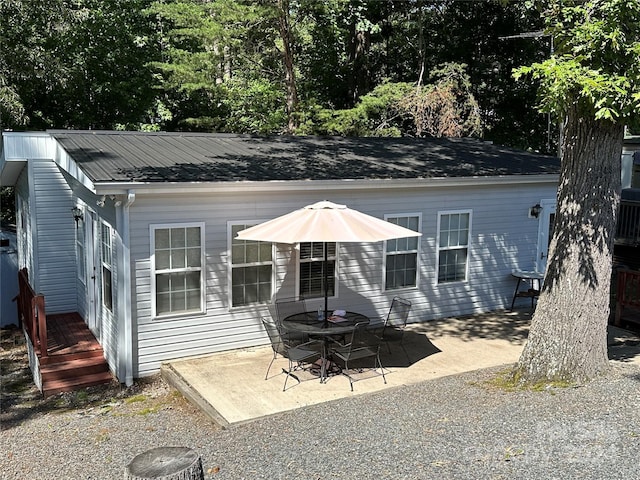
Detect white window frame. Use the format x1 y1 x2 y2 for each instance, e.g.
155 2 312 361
150 222 206 319
383 213 421 292
297 242 338 300
100 221 113 312
436 209 472 285
228 221 274 308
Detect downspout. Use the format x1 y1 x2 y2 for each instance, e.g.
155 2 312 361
120 189 136 386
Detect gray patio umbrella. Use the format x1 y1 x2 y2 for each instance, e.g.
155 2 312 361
235 201 422 318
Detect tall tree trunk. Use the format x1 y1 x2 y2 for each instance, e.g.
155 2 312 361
348 21 370 104
516 104 624 383
416 0 426 89
276 0 298 134
213 42 223 85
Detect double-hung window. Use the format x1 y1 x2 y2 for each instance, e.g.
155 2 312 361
384 214 420 290
101 222 113 311
230 223 273 307
437 210 471 283
152 223 205 317
299 242 336 299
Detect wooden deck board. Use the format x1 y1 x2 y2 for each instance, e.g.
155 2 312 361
45 312 102 356
37 312 113 395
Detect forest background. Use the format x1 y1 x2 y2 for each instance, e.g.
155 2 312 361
0 0 558 146
0 0 584 221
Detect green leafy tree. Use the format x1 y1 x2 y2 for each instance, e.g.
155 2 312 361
311 63 481 139
0 0 67 129
1 0 157 130
513 0 640 384
51 0 158 129
310 81 410 137
147 0 292 132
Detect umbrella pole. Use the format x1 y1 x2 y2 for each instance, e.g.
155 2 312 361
324 242 328 327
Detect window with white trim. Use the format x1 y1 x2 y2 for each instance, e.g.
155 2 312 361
299 242 336 299
75 211 86 284
384 214 420 290
437 210 471 283
152 223 205 317
230 223 272 307
101 222 113 311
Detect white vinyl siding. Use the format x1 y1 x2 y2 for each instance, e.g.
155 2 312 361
384 214 421 291
229 223 273 307
30 161 77 312
128 184 557 377
437 210 472 284
151 223 205 318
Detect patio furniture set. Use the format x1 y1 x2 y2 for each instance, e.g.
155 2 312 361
237 201 417 391
262 296 412 391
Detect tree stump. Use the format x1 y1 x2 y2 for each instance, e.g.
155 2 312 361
125 447 204 480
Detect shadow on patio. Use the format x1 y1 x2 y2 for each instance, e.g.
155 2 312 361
161 309 639 427
162 310 534 427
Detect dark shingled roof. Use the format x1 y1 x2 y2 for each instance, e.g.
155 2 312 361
50 130 560 184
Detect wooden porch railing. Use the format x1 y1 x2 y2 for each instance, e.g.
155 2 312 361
17 268 48 359
616 199 640 246
614 268 640 326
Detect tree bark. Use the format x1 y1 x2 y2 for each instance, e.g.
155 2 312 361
516 104 624 383
276 0 298 134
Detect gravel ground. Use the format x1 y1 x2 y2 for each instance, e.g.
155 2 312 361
2 325 640 480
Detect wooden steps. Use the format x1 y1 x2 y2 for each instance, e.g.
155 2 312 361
38 312 114 397
41 350 113 397
43 371 114 398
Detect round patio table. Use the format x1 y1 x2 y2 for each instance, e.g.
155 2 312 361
282 311 370 382
283 311 369 335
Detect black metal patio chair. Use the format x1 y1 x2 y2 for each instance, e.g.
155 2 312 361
273 297 310 344
261 316 322 390
261 316 287 380
330 322 386 391
379 296 412 358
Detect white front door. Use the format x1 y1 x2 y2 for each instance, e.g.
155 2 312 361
86 211 101 341
536 198 557 273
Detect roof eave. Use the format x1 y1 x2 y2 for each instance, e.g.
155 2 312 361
93 174 560 196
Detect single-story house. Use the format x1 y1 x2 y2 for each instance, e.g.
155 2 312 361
0 130 561 388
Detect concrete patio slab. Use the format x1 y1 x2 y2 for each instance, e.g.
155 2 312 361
161 310 640 427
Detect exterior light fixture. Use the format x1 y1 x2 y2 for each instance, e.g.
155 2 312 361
71 206 83 224
530 203 542 218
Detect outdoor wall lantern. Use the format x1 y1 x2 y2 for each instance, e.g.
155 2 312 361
530 203 542 218
71 206 83 224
